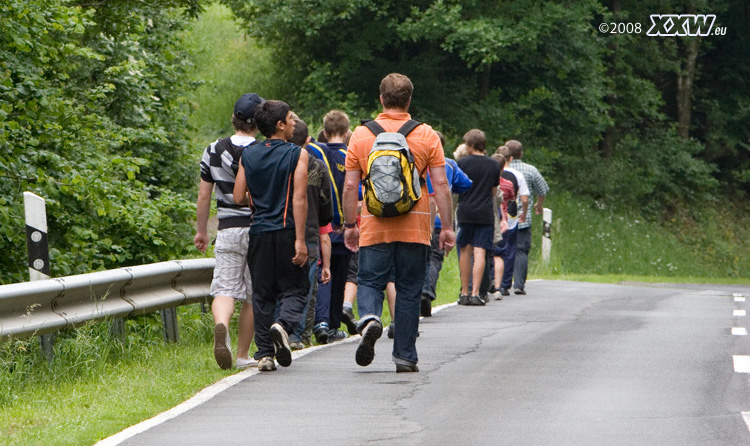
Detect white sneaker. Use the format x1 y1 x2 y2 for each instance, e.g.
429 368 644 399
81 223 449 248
258 356 276 371
235 357 258 369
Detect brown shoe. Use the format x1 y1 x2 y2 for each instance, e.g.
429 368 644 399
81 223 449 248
213 323 232 370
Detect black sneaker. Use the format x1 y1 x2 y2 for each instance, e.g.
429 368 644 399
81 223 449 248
514 289 526 295
500 288 510 296
313 322 329 344
469 295 486 306
420 295 432 317
386 324 394 339
457 294 470 305
342 307 358 334
356 320 383 366
327 328 348 343
396 363 419 373
270 323 292 367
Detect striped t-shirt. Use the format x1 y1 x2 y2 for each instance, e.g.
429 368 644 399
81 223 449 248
199 135 256 229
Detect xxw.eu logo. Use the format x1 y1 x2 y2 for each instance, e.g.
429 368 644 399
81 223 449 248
647 14 722 36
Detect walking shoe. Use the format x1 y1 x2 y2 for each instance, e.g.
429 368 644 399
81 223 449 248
288 334 305 350
386 324 394 339
313 322 330 344
420 295 432 317
213 323 232 370
482 293 490 304
257 356 276 372
327 328 348 343
356 320 383 366
457 294 471 305
235 357 258 369
396 363 419 373
342 307 358 334
492 290 504 301
514 288 526 295
469 295 486 306
500 288 510 296
270 323 292 367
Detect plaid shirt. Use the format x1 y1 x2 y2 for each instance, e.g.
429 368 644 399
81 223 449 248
509 159 549 229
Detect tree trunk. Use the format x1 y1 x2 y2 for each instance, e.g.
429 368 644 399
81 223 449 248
479 63 491 101
599 0 620 159
676 37 699 139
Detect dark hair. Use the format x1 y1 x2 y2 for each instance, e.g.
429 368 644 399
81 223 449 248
254 100 291 138
505 139 523 159
290 119 309 147
380 73 413 109
435 130 446 149
232 115 257 134
316 129 328 143
463 129 486 154
323 110 350 138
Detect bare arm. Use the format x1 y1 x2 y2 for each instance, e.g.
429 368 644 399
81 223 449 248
194 180 213 253
320 232 331 284
519 195 529 224
535 195 546 215
233 163 248 206
291 150 309 266
342 169 361 252
428 166 456 252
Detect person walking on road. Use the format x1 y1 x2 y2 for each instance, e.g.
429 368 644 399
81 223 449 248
195 93 263 370
342 73 456 373
506 140 549 295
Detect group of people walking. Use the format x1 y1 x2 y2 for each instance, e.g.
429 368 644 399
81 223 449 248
194 73 547 373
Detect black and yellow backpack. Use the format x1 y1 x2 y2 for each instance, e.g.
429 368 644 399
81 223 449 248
361 119 423 218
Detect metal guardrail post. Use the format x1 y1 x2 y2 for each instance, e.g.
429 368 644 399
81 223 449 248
24 191 55 362
161 308 179 343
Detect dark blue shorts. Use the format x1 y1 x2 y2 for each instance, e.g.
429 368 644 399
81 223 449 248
457 223 494 250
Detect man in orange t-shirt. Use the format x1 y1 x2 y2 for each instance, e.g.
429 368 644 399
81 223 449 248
342 73 456 373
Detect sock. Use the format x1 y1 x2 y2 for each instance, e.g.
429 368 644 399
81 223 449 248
343 302 353 311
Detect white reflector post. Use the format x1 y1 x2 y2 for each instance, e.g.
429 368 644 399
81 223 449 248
541 207 552 264
24 192 50 281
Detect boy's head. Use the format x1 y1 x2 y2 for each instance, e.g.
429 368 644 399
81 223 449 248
380 73 413 110
290 118 310 147
505 139 523 159
254 100 293 139
495 145 512 164
463 129 486 154
323 110 350 140
491 153 507 172
232 93 264 133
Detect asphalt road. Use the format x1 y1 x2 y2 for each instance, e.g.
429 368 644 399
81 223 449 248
100 280 750 446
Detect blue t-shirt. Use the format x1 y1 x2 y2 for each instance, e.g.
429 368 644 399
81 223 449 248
241 139 302 234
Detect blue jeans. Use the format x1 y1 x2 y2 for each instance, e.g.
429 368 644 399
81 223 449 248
356 242 429 365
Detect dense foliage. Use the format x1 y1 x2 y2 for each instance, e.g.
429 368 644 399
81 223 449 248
224 0 748 216
0 0 202 284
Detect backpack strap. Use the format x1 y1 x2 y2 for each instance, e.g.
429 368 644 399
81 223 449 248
363 120 386 136
397 119 421 137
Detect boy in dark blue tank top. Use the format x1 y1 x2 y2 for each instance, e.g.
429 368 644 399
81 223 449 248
234 100 310 371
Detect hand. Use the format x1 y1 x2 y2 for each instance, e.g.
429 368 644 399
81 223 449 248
292 239 308 266
194 232 209 253
439 228 456 253
500 220 508 233
518 212 527 224
344 226 360 253
320 267 331 284
534 202 544 215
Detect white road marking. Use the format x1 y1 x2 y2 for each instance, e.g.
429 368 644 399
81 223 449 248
736 297 746 303
734 293 745 298
734 310 747 317
734 356 750 373
732 327 748 336
742 412 750 432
